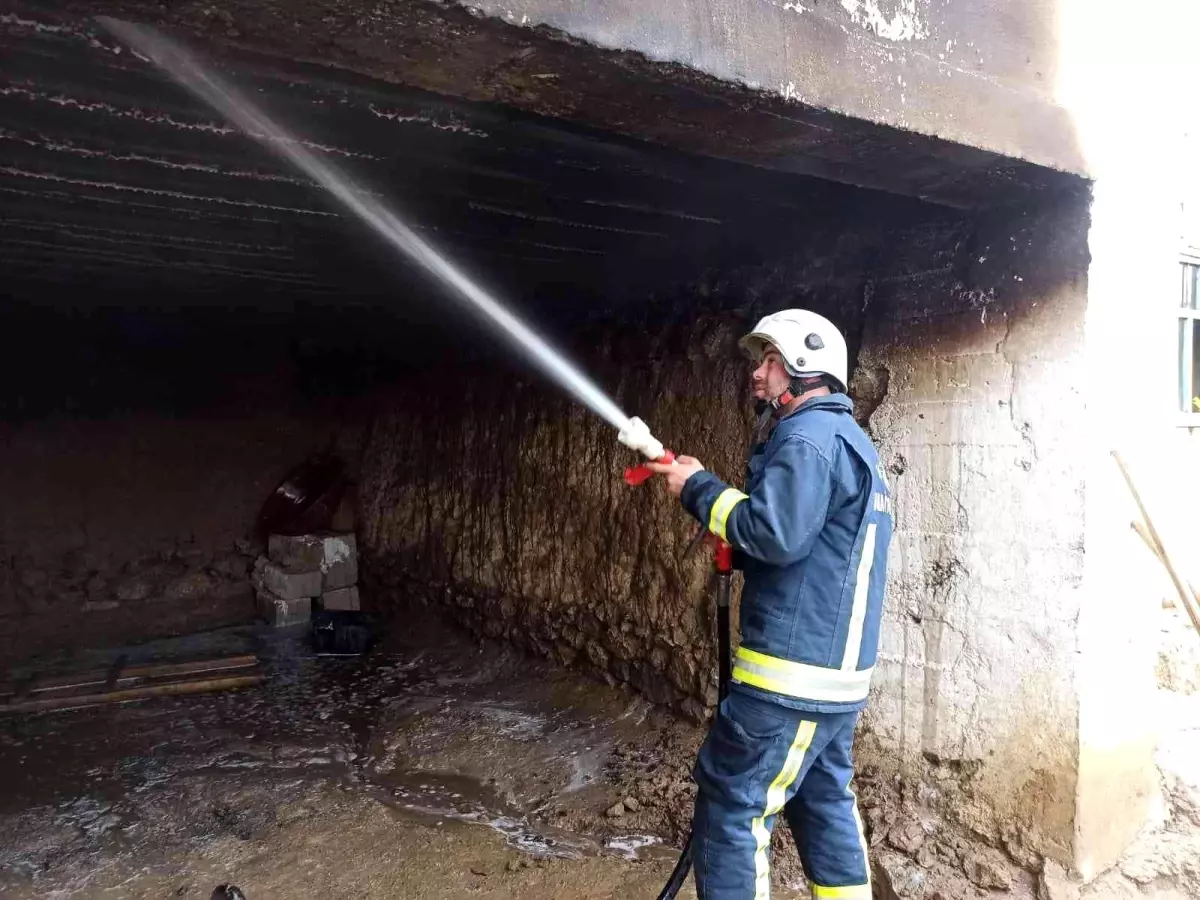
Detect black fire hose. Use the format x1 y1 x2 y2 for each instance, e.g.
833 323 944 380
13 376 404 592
657 552 733 900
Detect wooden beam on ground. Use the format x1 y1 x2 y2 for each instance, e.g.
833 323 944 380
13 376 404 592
0 654 260 699
0 673 266 715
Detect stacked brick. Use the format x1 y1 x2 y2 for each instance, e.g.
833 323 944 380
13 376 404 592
252 533 360 627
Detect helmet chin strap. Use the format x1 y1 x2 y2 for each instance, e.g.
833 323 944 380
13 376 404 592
769 375 826 411
752 374 827 445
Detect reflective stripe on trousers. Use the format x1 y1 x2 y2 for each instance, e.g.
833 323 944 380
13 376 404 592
692 692 871 900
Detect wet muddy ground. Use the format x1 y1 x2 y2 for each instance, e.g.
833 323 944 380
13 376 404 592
0 614 802 899
6 609 1197 899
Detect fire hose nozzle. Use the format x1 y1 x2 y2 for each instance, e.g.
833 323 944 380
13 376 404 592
618 416 665 461
619 417 674 486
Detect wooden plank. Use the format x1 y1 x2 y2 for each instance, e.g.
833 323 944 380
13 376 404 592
11 675 38 703
103 654 128 694
0 674 266 715
1133 520 1200 612
0 654 259 698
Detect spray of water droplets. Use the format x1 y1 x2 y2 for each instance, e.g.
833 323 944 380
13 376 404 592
97 17 633 433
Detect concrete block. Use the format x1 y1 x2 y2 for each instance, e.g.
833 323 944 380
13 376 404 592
268 534 324 571
322 586 360 611
258 591 311 627
321 533 358 590
255 560 322 600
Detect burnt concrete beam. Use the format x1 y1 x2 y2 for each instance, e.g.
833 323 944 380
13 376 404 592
36 0 1086 209
11 3 1031 316
456 0 1084 173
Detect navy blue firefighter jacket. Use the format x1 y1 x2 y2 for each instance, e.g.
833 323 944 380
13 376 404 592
680 394 893 713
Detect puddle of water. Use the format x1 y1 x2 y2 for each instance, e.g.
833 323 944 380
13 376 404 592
470 702 548 741
489 816 597 858
564 748 604 792
605 833 664 860
368 770 595 860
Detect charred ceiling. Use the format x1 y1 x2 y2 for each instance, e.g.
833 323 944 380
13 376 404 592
1 3 1088 309
1 8 831 302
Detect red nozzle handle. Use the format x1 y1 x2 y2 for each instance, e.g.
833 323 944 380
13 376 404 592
713 538 734 573
623 450 676 486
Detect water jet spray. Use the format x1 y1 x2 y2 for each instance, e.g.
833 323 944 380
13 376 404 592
96 16 670 467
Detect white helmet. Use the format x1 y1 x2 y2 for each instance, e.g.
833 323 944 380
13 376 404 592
738 309 848 392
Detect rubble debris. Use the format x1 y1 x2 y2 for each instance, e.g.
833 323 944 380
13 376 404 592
1038 860 1080 900
1158 609 1200 695
887 819 928 854
963 847 1014 890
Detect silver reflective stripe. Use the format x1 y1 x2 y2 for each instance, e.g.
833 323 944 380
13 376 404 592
733 647 874 704
841 523 877 671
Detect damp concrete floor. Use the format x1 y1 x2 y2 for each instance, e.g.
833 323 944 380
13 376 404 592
0 613 775 899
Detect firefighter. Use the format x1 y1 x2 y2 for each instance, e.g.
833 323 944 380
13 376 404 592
647 309 893 900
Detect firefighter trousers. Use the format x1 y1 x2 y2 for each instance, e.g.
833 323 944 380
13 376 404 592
691 690 870 900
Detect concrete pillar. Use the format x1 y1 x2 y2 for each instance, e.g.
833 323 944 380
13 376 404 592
856 195 1091 867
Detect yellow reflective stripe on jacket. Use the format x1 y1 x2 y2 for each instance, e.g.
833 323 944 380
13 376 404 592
708 488 748 541
811 884 872 899
733 647 874 704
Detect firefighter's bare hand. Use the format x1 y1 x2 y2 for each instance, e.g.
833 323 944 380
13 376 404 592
646 455 705 496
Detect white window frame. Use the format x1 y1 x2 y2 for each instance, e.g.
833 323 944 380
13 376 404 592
1179 250 1200 426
